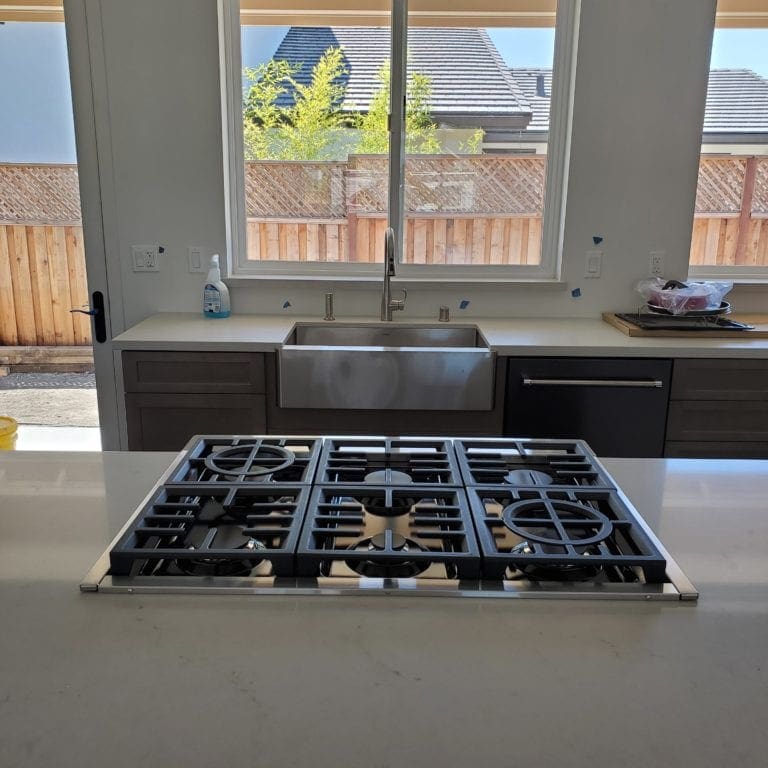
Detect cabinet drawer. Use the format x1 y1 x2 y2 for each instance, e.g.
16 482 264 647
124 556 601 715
666 400 768 442
123 352 265 394
665 441 768 459
126 393 267 451
671 359 768 401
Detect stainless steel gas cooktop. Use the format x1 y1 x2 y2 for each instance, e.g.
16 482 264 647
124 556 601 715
81 436 698 601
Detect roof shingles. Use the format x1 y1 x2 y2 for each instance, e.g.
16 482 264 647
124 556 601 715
271 27 532 119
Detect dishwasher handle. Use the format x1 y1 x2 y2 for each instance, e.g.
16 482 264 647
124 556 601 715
522 377 664 389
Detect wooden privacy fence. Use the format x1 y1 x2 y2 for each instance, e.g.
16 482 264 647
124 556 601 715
2 157 767 345
245 155 546 264
0 224 90 346
690 156 768 266
0 164 90 346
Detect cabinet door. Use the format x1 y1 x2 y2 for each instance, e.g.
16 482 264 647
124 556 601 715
666 400 768 442
505 358 672 458
126 393 267 451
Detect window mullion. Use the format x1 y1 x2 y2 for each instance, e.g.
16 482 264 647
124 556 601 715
388 0 408 263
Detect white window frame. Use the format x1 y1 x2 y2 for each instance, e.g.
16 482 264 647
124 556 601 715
219 0 579 281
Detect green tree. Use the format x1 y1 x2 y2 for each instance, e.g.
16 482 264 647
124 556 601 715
243 47 350 161
354 62 443 155
242 47 484 160
243 59 298 160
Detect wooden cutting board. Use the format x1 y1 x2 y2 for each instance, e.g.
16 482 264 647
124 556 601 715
603 312 768 338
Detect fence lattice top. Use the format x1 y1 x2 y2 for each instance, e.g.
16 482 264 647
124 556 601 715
0 164 82 224
3 157 768 224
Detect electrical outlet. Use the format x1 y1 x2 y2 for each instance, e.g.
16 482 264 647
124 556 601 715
131 245 160 272
584 250 602 278
649 251 665 277
188 246 205 273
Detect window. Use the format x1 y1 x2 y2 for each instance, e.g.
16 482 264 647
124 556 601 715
688 15 768 279
221 1 576 278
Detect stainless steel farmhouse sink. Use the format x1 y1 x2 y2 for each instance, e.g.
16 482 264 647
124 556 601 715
278 323 495 410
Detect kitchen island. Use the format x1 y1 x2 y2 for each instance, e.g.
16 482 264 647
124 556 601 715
0 451 766 768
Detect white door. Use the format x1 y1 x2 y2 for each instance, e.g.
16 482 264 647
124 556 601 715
64 0 126 450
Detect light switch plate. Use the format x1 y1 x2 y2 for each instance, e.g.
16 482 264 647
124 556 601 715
188 246 206 273
584 250 602 278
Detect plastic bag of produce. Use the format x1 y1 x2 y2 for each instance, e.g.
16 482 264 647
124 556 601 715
635 278 734 315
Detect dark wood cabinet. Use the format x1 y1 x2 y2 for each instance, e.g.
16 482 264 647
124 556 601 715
504 357 673 457
665 359 768 458
123 351 267 450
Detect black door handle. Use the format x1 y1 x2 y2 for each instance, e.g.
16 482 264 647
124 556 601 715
70 291 107 343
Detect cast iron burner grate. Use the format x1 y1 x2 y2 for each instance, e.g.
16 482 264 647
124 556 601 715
455 439 615 488
296 485 480 579
108 484 311 577
315 438 462 487
167 436 321 485
467 486 667 583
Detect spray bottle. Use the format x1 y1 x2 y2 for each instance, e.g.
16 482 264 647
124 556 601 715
202 254 231 318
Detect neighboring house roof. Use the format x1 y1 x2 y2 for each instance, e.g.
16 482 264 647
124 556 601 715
271 27 532 130
508 67 768 140
508 68 552 134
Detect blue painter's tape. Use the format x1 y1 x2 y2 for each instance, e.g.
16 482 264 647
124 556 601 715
459 299 470 309
282 301 292 309
571 288 582 298
592 236 603 245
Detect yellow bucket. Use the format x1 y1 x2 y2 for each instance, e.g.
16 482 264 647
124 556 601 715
0 416 18 450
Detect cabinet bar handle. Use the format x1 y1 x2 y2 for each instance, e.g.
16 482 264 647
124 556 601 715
522 377 663 389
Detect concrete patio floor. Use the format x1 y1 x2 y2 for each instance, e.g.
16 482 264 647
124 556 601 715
0 373 101 450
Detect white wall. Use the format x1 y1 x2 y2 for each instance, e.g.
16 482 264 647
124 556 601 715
74 0 763 331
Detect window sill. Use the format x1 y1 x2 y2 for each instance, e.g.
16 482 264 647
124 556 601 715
225 274 568 290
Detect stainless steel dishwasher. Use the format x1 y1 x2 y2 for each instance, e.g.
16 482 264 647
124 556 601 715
504 357 672 457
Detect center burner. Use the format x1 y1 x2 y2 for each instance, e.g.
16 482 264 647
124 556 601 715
297 486 480 580
316 438 462 487
455 439 616 488
168 437 321 485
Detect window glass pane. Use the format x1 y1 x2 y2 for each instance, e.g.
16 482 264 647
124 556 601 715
689 23 768 271
241 22 390 264
402 15 557 266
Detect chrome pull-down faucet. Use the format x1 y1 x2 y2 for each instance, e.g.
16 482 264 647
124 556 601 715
381 227 407 321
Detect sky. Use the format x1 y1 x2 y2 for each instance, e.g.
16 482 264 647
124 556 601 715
0 23 766 163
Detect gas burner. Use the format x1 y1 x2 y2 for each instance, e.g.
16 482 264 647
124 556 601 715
175 538 266 578
343 532 430 578
504 469 553 486
507 540 604 582
455 439 615 489
168 437 322 485
467 487 668 583
297 485 481 579
203 444 295 477
364 469 413 485
501 498 614 548
359 494 418 516
108 485 310 577
317 438 462 486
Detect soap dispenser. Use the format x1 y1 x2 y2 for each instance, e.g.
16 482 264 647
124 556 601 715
202 254 231 318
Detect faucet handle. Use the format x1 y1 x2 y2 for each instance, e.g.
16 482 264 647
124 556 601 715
391 288 407 312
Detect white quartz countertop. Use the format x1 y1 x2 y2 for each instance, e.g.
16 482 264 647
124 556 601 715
1 451 766 768
112 312 768 357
